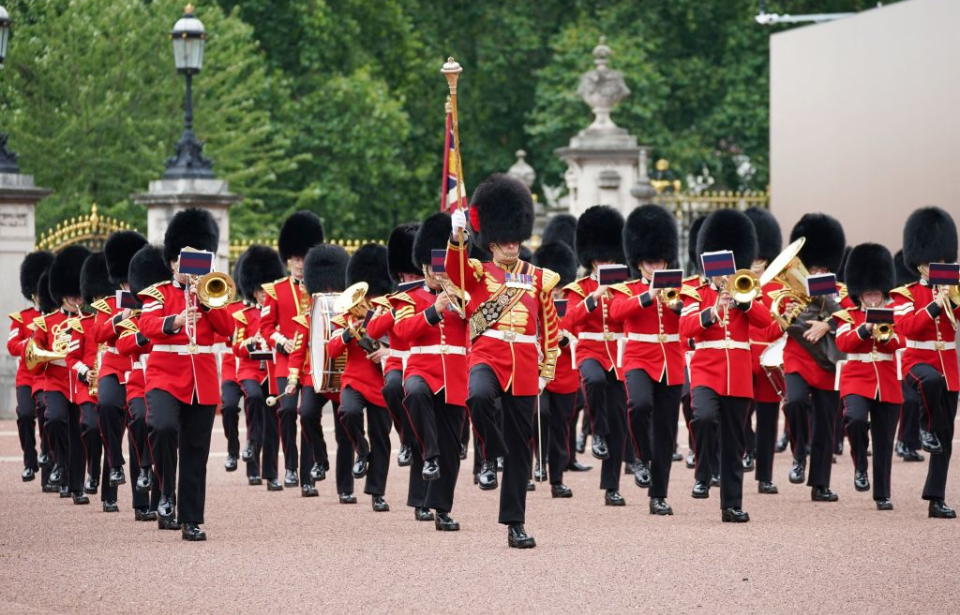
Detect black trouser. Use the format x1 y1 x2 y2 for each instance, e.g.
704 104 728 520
334 402 354 495
145 389 216 524
691 386 748 509
580 360 627 491
382 369 407 448
36 390 51 484
405 376 465 512
127 397 158 511
299 387 331 487
568 388 585 465
242 379 269 479
79 400 102 482
467 365 534 525
275 376 300 471
535 390 575 485
44 391 84 492
16 384 39 470
843 394 897 500
626 370 681 499
898 380 921 451
339 386 391 497
753 401 780 483
98 375 127 470
784 373 838 488
220 380 243 459
906 364 958 501
686 380 719 483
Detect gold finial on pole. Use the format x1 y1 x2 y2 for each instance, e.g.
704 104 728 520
441 57 462 95
441 56 467 315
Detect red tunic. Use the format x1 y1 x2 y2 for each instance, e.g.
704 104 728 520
679 283 773 398
780 284 854 391
892 280 960 392
444 240 561 396
67 313 99 406
563 276 622 377
548 306 580 394
218 301 246 384
91 297 133 382
138 281 237 405
32 309 78 400
367 297 409 375
259 276 308 379
607 279 684 386
8 306 39 389
327 313 386 406
750 281 788 403
232 304 275 391
286 314 314 390
391 286 469 406
116 316 150 400
834 307 903 403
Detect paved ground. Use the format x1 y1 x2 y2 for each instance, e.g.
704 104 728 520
2 416 960 614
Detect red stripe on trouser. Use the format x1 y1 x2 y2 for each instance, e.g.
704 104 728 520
907 372 933 432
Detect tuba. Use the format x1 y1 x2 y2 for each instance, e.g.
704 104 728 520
196 272 237 309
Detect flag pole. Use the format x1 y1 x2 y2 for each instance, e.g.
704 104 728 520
441 57 466 314
440 95 452 213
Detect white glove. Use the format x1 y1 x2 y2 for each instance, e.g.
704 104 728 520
538 377 548 393
451 208 467 234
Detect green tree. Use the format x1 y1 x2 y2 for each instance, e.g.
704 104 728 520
0 0 296 234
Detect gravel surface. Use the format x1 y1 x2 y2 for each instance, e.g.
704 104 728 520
2 417 960 614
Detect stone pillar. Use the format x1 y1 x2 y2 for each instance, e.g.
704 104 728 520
554 37 651 219
0 173 51 418
131 178 240 272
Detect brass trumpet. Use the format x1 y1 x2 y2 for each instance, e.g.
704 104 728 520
873 322 895 343
659 288 681 310
725 269 761 304
196 271 237 309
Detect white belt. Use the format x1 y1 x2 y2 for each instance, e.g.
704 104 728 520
389 349 411 359
153 344 214 355
50 359 66 367
105 346 119 355
626 333 680 344
906 340 956 351
846 352 894 363
410 345 467 356
695 340 750 351
578 332 623 342
132 361 143 370
481 330 538 344
212 343 229 353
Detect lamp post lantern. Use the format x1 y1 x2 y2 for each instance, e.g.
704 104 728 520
164 3 214 179
0 5 19 174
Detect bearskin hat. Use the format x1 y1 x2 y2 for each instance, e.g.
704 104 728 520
836 246 853 283
542 214 577 249
687 216 706 274
468 174 534 249
239 245 285 304
128 245 171 297
163 207 219 264
789 213 846 272
20 251 54 301
104 230 147 285
80 253 117 305
744 207 782 265
575 205 625 268
893 250 917 287
623 204 678 267
413 213 451 270
534 241 578 287
844 243 895 302
387 222 421 283
697 209 758 271
903 206 957 270
278 210 325 262
49 245 91 305
36 270 57 314
304 244 350 295
520 244 534 262
346 243 392 297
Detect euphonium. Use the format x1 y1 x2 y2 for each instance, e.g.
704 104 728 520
335 282 373 325
872 322 895 343
725 269 761 304
196 271 237 309
760 238 813 330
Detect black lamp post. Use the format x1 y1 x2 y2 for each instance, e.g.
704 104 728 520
0 5 20 174
164 4 214 179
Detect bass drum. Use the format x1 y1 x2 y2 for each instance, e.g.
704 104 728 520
310 293 347 394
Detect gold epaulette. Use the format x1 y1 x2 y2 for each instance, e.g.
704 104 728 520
679 286 702 302
91 299 112 315
388 292 416 306
66 317 84 334
9 312 22 324
541 268 560 293
467 258 484 281
332 315 347 329
890 285 913 302
263 278 285 301
232 310 248 325
118 329 137 340
372 296 392 310
116 318 139 333
832 309 855 324
563 278 588 298
610 283 633 297
33 316 47 332
837 282 849 301
138 283 166 304
292 315 309 328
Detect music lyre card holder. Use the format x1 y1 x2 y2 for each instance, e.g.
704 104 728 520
651 269 683 290
597 264 629 286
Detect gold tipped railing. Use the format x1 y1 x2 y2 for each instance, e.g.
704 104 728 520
228 237 385 262
36 204 138 252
